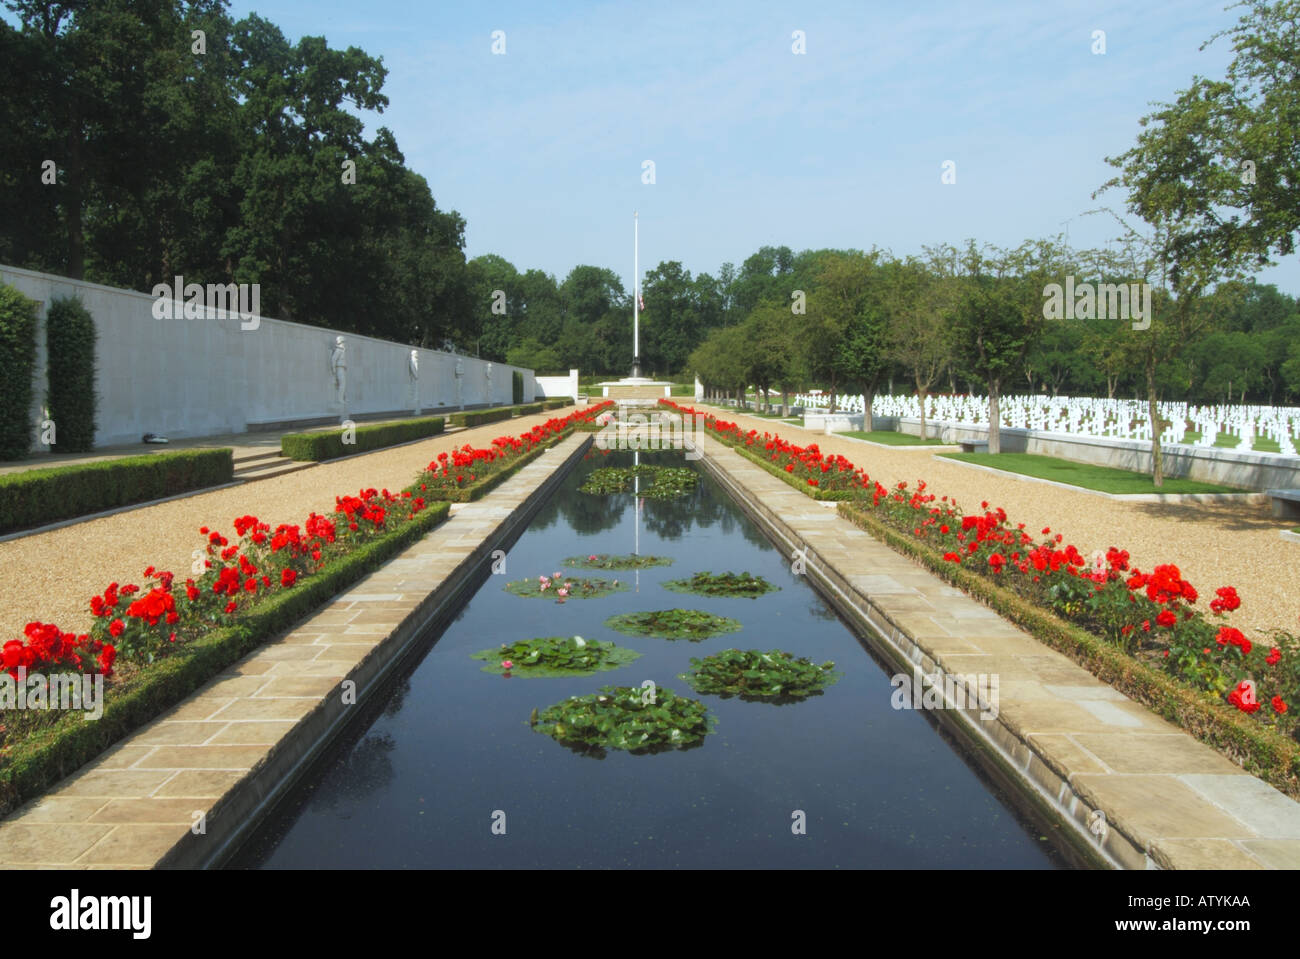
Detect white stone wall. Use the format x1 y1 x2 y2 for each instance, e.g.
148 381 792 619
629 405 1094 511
1 264 535 449
535 369 579 402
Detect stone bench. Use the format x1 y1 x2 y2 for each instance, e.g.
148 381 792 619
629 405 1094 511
1266 489 1300 520
959 441 989 454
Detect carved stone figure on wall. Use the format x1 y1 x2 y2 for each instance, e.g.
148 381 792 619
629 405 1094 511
408 349 421 415
329 336 347 420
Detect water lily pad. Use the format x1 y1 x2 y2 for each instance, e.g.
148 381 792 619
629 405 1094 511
531 685 715 754
472 636 640 677
579 465 699 499
564 553 674 570
603 608 742 641
680 648 841 703
663 571 779 598
505 575 628 600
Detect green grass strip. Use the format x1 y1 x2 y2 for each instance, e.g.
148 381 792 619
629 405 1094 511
939 452 1242 495
843 430 947 446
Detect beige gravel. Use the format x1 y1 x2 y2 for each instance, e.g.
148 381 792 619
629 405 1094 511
0 411 575 640
705 405 1300 641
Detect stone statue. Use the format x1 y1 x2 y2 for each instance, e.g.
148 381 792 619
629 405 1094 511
484 362 493 404
408 349 421 415
329 336 347 414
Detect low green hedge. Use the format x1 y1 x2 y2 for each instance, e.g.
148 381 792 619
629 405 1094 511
0 448 234 535
543 399 570 410
513 402 544 416
0 500 452 818
280 416 445 462
448 406 515 428
836 502 1300 800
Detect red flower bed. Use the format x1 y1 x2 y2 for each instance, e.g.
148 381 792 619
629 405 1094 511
662 398 1300 738
5 402 614 681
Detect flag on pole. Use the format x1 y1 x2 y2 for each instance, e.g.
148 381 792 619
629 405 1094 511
638 294 645 312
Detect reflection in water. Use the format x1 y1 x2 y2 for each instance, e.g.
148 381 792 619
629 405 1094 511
231 446 1076 870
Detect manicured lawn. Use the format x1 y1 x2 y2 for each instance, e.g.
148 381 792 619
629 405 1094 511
843 430 946 447
939 452 1242 494
1180 429 1296 454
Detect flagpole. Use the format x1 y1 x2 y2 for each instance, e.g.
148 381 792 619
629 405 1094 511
632 211 640 378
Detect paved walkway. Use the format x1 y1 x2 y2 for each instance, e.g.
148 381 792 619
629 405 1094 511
0 407 576 640
698 405 1300 639
0 434 588 867
699 432 1300 869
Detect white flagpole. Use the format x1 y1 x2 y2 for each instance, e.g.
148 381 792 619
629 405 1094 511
633 211 639 377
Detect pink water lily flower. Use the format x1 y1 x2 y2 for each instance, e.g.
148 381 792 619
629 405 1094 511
588 554 598 562
557 587 569 599
501 659 513 670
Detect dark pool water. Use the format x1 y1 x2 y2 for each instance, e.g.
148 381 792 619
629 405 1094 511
231 449 1074 869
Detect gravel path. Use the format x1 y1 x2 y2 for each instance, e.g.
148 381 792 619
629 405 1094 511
0 411 573 639
705 405 1300 641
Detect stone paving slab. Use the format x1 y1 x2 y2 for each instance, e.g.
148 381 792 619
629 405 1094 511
0 434 590 868
698 434 1300 870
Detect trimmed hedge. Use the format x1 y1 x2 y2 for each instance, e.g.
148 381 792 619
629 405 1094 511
45 296 97 453
836 503 1300 800
512 370 525 404
543 399 570 410
0 283 38 460
513 402 544 416
0 500 452 818
448 406 515 428
280 416 445 462
0 448 234 535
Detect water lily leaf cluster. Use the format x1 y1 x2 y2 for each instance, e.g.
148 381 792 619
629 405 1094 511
681 648 841 702
663 571 779 598
472 636 641 677
604 608 742 641
564 553 674 570
578 465 699 499
504 575 629 600
531 685 715 754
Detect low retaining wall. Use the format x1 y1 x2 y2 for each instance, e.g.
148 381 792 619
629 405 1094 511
891 417 1300 491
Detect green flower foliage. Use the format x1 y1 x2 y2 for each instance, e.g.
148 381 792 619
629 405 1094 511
563 553 673 570
681 649 841 702
579 465 699 499
472 636 640 677
663 571 778 598
531 685 715 754
604 608 742 641
504 575 628 600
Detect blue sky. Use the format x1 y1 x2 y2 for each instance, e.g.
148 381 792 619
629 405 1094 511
63 1 1300 292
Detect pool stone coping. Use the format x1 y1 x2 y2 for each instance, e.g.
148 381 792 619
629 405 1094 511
0 434 592 869
697 432 1300 871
